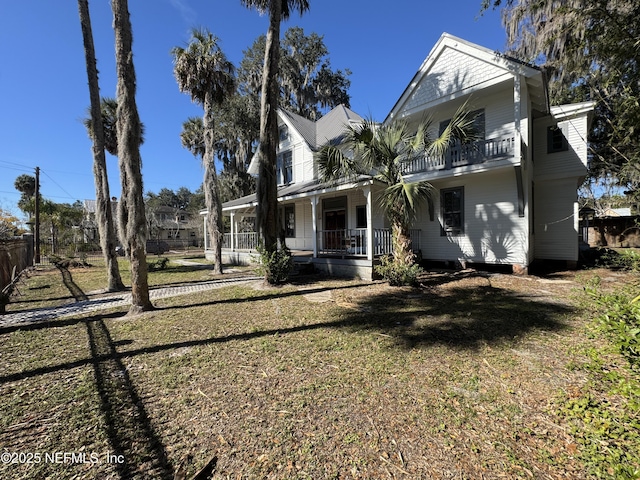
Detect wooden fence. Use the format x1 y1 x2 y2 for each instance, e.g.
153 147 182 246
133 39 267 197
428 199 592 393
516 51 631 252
1 236 34 293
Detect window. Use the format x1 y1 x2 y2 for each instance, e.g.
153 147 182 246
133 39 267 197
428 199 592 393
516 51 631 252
277 150 293 184
356 205 367 228
441 187 464 236
547 125 568 153
279 125 289 142
284 205 295 238
440 109 485 140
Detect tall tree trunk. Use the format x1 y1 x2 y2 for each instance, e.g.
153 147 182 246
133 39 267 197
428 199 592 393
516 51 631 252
112 0 152 314
256 0 282 258
392 222 415 267
77 0 125 292
203 93 224 274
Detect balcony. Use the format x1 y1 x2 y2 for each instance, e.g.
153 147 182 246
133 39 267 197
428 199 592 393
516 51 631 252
402 136 515 175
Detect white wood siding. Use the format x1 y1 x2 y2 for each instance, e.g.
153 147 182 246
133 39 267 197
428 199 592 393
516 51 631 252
278 124 315 185
413 168 528 265
533 115 589 180
533 178 579 261
403 47 510 113
283 200 313 250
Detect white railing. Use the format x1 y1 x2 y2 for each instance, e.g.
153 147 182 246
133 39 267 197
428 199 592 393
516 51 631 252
316 228 421 257
222 232 259 251
221 229 421 257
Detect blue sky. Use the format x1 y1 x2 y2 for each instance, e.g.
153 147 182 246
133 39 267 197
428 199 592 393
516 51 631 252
0 0 506 218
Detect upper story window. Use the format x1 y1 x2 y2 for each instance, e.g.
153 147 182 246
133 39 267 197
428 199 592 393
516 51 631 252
277 150 293 185
547 125 568 153
441 187 464 236
440 109 485 141
279 125 289 142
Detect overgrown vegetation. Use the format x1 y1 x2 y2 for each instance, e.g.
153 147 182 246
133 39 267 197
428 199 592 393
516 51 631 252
556 276 640 479
374 254 424 286
253 245 293 284
148 257 169 272
597 248 640 272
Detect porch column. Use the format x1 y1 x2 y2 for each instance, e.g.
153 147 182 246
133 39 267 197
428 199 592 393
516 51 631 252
311 196 318 258
203 214 208 251
513 74 522 164
364 186 373 261
230 212 235 252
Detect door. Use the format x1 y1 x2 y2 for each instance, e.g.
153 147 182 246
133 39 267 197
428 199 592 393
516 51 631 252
323 197 347 251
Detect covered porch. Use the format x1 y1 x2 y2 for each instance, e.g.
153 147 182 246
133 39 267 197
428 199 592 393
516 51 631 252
219 228 422 259
202 179 422 279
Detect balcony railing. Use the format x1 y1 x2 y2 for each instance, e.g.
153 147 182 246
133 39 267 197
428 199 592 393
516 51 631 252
402 136 515 175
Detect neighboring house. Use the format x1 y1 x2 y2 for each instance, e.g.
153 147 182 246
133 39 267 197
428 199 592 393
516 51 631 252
84 200 201 249
147 205 201 248
82 198 118 244
205 33 593 278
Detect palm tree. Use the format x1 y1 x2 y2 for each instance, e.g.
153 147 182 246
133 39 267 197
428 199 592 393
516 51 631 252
111 0 153 313
172 29 235 275
241 0 310 282
317 104 478 270
77 1 125 292
84 97 146 157
180 117 205 159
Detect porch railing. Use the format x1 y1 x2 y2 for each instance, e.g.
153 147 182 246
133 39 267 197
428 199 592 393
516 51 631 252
221 229 421 258
317 228 421 257
402 136 515 175
222 232 259 251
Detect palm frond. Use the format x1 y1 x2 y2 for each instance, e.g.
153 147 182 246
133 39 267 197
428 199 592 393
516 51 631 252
426 99 480 159
316 144 363 183
380 179 434 226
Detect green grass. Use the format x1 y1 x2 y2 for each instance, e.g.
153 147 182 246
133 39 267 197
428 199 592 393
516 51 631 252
1 262 638 478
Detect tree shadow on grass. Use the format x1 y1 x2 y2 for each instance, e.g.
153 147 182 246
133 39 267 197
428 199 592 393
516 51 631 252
86 315 173 479
336 282 573 350
2 277 575 385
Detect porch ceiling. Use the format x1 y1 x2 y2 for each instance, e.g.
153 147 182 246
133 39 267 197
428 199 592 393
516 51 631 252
221 176 374 212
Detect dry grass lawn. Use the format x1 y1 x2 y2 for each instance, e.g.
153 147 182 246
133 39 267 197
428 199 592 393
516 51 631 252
0 259 636 479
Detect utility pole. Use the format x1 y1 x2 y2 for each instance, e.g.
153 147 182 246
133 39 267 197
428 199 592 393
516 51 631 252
34 166 40 264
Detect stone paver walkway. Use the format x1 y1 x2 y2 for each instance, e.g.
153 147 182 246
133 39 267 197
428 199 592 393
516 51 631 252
0 275 262 329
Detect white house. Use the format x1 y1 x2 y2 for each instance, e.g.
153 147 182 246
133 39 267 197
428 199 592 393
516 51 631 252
204 33 593 278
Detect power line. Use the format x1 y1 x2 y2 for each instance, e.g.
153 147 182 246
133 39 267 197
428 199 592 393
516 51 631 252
40 169 78 201
0 159 34 170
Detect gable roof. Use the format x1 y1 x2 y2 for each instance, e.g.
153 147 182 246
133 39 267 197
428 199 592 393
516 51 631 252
386 33 548 123
280 104 364 150
247 104 364 174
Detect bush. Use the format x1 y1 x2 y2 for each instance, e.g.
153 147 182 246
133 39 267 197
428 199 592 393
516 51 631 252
254 245 293 285
587 279 640 372
597 248 640 272
148 257 169 272
374 255 423 286
558 278 640 478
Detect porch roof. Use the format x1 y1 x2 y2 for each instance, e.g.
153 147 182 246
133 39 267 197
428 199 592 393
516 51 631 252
219 175 374 213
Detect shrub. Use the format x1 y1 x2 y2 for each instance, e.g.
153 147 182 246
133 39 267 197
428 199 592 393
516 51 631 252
148 257 169 272
374 254 423 286
254 245 293 285
597 248 640 272
557 278 640 478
